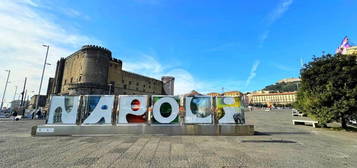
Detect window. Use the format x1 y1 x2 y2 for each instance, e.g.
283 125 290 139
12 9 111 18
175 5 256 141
129 81 132 85
136 82 139 86
124 84 127 89
70 77 73 83
79 76 82 82
64 80 67 84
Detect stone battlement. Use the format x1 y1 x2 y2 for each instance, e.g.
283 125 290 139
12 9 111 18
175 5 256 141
81 45 112 56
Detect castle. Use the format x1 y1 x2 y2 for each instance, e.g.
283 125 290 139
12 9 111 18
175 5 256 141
49 45 174 96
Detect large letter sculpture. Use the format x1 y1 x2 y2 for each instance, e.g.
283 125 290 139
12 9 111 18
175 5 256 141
185 96 213 124
152 96 180 124
47 96 80 124
216 97 245 124
82 95 114 125
118 95 148 124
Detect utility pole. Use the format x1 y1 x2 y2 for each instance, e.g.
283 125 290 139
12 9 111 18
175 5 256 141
0 70 10 110
13 86 17 101
36 45 50 110
23 89 27 109
20 77 27 108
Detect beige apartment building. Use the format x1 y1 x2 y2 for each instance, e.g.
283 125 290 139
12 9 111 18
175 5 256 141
206 91 242 97
248 92 297 105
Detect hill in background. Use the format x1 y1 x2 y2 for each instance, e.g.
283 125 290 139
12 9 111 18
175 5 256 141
262 81 300 93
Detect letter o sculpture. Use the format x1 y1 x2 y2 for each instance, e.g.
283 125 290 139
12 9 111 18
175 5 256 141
152 97 179 124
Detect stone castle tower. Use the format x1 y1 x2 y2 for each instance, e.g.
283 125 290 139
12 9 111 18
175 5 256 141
161 76 175 95
50 45 174 96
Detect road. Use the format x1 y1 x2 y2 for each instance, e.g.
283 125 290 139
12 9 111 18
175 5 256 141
0 110 356 168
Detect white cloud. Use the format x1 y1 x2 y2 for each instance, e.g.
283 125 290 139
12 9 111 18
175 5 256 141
0 0 98 107
258 30 270 48
259 0 293 46
122 54 206 95
245 60 260 88
61 8 91 20
267 0 294 25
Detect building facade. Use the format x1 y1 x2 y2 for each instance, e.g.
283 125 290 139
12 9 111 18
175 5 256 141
346 46 357 55
248 92 297 105
206 91 242 97
277 78 301 83
206 92 221 97
223 91 242 97
50 45 174 96
29 95 47 109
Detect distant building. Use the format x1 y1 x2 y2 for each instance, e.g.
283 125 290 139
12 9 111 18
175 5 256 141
29 95 47 109
10 100 21 109
223 91 242 97
206 91 242 97
49 45 174 96
346 46 357 55
206 92 221 97
277 78 301 83
336 36 357 55
248 92 297 105
183 90 203 97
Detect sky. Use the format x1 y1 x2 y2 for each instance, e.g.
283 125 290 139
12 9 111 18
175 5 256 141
0 0 357 107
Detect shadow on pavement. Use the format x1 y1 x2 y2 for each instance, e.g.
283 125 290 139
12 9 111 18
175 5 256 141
254 131 311 135
241 140 297 143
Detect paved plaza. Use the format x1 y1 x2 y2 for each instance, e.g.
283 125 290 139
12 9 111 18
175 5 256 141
0 110 356 168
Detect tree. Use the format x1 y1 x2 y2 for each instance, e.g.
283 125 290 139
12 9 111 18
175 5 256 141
263 81 300 92
295 54 357 129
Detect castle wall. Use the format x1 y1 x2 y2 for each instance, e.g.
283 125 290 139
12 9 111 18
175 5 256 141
108 59 123 94
61 51 86 94
120 71 163 95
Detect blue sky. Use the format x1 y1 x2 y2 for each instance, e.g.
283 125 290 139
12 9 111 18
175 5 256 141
1 0 357 104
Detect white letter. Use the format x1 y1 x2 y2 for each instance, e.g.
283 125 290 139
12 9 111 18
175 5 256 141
185 97 212 124
118 95 148 124
82 95 114 125
47 96 80 124
152 96 179 124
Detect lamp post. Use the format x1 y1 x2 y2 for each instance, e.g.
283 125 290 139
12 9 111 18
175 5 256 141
1 70 10 111
13 85 17 101
108 84 112 95
35 45 50 110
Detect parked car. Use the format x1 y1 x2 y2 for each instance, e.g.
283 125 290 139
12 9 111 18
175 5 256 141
292 109 299 116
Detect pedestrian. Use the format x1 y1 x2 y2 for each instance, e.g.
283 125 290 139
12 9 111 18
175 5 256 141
31 111 35 119
36 109 41 119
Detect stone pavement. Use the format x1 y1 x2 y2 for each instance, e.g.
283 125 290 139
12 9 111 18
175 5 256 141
0 110 356 168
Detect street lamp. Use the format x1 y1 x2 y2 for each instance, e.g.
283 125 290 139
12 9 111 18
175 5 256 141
0 70 11 111
35 45 50 110
108 84 112 95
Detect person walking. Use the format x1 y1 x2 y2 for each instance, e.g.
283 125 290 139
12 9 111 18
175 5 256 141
36 109 42 119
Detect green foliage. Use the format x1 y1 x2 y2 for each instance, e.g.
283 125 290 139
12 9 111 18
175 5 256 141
295 54 357 128
263 81 299 92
